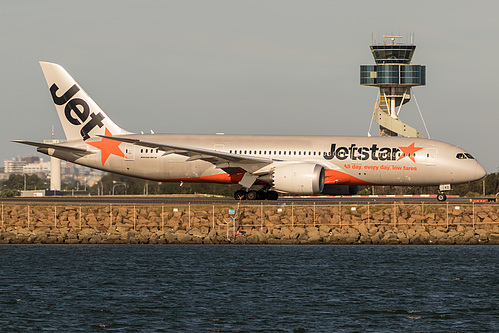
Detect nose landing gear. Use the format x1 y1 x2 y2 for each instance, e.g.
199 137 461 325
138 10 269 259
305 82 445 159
437 184 451 202
437 192 447 202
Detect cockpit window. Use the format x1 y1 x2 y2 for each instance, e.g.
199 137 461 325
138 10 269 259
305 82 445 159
465 153 475 159
456 153 475 160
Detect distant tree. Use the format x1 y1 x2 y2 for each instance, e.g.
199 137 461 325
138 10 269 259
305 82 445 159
0 189 20 197
1 174 48 191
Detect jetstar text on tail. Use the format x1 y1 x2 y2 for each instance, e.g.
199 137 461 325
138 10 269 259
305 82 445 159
323 143 422 162
50 84 104 140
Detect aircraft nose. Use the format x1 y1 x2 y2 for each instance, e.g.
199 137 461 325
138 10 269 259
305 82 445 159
475 161 487 180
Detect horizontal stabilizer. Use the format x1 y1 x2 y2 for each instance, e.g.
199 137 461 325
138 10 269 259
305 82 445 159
12 140 93 156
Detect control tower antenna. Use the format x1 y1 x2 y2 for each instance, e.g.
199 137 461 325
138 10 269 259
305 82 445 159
361 34 427 138
383 35 402 44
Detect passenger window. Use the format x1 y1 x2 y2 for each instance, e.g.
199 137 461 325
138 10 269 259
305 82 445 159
456 153 466 159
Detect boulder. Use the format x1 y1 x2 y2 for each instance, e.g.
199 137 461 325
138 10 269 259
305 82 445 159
307 228 321 243
380 231 399 245
246 229 266 243
176 232 192 243
290 227 306 239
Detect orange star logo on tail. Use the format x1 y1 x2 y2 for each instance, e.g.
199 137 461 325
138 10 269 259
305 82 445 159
87 128 126 165
397 142 423 163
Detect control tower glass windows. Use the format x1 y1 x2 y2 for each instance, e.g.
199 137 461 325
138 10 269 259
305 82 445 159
370 45 416 64
360 65 377 85
377 65 399 84
360 64 426 86
400 65 426 85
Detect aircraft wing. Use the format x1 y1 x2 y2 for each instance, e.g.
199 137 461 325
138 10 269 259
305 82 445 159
12 140 93 156
100 135 275 175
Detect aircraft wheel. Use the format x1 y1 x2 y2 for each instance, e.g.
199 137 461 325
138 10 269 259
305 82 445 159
246 190 258 200
437 193 447 202
267 191 279 200
257 190 267 200
234 190 247 200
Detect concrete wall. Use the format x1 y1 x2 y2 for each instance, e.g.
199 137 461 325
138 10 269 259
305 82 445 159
0 202 498 245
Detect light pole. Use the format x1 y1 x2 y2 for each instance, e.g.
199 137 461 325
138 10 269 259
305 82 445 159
98 181 104 196
112 181 126 195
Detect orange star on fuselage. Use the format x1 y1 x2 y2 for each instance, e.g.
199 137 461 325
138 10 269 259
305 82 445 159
87 128 126 165
397 142 423 163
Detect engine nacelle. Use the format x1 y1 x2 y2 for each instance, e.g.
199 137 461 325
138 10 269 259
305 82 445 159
321 184 361 196
272 163 325 195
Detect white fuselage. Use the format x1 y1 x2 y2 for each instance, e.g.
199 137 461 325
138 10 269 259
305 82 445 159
51 134 485 187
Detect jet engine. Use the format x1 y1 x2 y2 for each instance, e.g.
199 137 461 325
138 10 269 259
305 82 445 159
271 163 325 195
321 184 361 195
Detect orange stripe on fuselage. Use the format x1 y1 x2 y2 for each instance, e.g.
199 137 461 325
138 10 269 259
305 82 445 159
155 169 374 186
324 169 373 185
156 173 242 184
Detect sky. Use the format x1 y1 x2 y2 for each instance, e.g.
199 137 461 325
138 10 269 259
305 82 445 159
1 0 498 173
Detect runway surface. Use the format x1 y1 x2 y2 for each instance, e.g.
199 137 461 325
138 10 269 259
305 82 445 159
0 195 494 205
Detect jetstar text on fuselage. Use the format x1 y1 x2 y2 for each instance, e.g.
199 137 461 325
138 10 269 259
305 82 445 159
324 143 409 162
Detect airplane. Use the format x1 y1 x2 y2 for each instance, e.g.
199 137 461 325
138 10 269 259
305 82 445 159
14 62 486 201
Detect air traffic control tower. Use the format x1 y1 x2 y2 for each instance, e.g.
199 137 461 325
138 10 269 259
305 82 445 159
360 35 426 137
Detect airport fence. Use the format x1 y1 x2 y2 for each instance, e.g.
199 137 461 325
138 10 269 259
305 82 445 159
1 202 499 232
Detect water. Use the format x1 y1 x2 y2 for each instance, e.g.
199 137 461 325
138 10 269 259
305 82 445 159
0 245 497 332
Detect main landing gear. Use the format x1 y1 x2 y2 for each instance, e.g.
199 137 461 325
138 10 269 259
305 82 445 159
234 189 279 200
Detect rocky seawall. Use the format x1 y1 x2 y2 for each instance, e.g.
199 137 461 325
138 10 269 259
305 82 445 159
0 202 498 245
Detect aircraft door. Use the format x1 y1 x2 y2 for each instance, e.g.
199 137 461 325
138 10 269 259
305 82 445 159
124 144 135 161
425 148 437 166
121 144 135 173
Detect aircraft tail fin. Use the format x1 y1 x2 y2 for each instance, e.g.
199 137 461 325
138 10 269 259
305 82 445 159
39 62 131 141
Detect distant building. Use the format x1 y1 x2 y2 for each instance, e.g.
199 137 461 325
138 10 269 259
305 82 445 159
23 160 51 175
4 155 40 174
2 155 103 188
